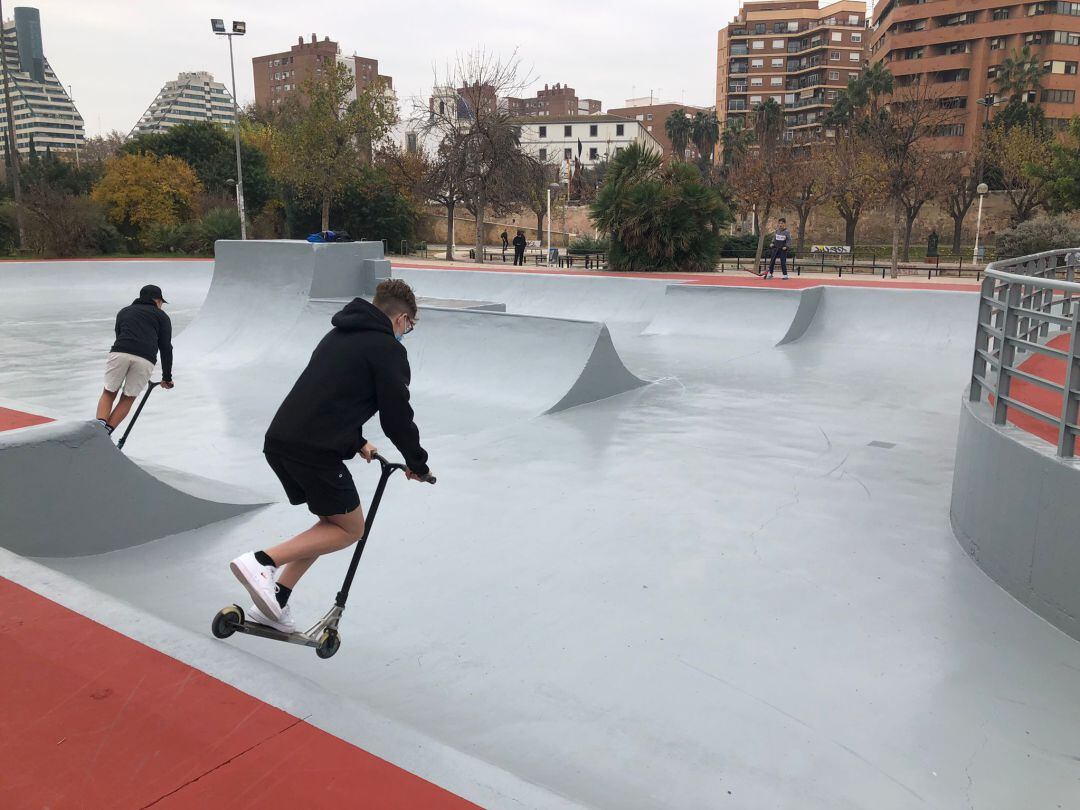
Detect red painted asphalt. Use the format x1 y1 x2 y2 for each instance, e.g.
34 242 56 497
0 407 52 432
999 333 1076 454
0 577 478 810
395 260 982 292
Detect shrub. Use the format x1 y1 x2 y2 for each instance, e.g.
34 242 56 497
716 233 758 256
994 216 1080 259
198 207 241 252
141 221 201 254
568 234 609 254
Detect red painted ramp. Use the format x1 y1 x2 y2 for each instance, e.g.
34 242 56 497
0 577 477 809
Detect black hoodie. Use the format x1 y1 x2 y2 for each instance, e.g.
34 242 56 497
263 298 429 476
111 298 173 381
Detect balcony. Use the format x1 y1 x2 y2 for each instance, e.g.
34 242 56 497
787 94 828 109
731 45 749 55
729 83 748 93
728 101 749 111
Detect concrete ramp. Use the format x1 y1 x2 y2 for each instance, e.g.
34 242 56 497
798 286 978 346
393 267 671 326
644 284 822 345
179 240 385 365
0 421 263 557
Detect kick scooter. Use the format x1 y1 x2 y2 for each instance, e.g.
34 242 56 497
116 381 159 451
211 453 436 659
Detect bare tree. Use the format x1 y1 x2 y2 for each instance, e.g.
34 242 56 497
823 132 883 249
420 49 532 264
940 148 980 255
899 148 949 261
986 124 1053 224
788 154 830 255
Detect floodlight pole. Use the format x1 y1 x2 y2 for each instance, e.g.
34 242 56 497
214 20 247 239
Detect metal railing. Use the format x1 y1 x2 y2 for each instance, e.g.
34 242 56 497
969 248 1080 458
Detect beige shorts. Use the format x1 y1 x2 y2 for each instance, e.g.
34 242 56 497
103 352 155 397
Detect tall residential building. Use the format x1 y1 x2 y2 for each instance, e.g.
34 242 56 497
0 7 83 155
505 83 602 117
607 98 710 160
252 34 392 110
870 0 1080 151
716 0 868 141
130 72 235 136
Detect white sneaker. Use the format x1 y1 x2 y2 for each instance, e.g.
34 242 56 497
230 552 282 622
248 602 295 634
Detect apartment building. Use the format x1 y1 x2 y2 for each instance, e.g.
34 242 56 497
607 98 710 159
505 83 602 117
130 72 235 136
253 34 392 109
0 7 83 156
716 0 868 140
516 115 662 168
870 0 1080 151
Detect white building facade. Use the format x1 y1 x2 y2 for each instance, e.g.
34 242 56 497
0 7 84 156
131 72 235 136
515 115 662 168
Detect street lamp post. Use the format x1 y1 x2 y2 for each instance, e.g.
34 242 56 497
212 18 247 239
546 182 560 258
973 182 989 265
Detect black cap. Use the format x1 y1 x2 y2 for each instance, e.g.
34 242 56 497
140 284 167 303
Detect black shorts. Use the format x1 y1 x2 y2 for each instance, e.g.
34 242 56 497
264 452 361 517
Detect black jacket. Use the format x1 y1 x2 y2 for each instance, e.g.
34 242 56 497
264 298 429 475
512 234 527 250
111 298 173 381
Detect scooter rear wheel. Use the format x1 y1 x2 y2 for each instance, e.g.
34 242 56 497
212 605 244 639
315 628 341 659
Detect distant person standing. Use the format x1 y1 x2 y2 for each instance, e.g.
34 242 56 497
765 218 791 280
96 284 174 434
512 229 527 266
500 229 509 261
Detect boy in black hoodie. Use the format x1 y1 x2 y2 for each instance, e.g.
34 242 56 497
229 279 431 632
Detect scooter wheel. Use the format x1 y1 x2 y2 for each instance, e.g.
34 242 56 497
315 629 341 659
212 605 244 639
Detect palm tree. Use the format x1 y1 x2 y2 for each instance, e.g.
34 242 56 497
721 119 752 166
994 45 1043 101
664 108 692 161
690 110 720 163
752 97 784 147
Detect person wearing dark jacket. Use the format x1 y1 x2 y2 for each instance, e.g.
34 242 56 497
229 279 432 632
500 229 509 260
95 284 174 434
765 218 792 280
512 229 527 266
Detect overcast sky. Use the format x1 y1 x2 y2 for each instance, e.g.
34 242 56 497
30 0 741 137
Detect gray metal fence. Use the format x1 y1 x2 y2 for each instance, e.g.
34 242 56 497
969 248 1080 458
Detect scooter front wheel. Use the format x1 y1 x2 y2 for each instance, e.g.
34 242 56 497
212 605 244 639
315 628 341 659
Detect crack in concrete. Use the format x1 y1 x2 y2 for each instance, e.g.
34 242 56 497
137 714 310 808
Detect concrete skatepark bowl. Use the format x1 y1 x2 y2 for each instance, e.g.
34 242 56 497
2 242 1080 809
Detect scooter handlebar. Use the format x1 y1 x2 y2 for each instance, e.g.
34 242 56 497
372 452 436 484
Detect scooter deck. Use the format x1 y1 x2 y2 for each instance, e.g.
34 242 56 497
235 620 318 647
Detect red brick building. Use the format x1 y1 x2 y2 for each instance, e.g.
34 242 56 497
252 34 392 110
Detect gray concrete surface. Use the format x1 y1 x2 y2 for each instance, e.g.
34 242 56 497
951 393 1080 641
2 256 1080 809
0 420 263 556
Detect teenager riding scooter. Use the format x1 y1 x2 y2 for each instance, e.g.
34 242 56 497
226 279 434 644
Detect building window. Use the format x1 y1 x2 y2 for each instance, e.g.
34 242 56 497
828 70 840 80
772 40 785 49
831 31 842 41
851 32 862 42
589 147 599 159
751 58 764 67
937 123 965 137
831 50 841 60
849 52 861 61
564 125 572 136
754 23 766 33
751 77 764 86
539 125 546 137
992 7 1011 19
616 123 624 135
646 114 653 121
772 57 784 66
990 37 1005 49
753 40 765 49
1043 88 1076 102
589 124 598 136
750 95 763 103
848 14 860 25
539 148 547 161
1053 30 1080 44
787 21 799 31
771 76 783 85
564 148 572 159
615 146 624 155
1044 59 1079 73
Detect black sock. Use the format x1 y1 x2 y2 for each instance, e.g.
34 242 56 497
254 550 276 567
275 583 292 608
